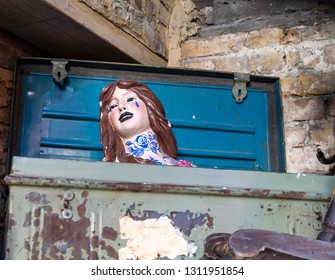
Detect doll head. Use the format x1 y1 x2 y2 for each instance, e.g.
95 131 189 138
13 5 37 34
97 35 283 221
99 79 177 163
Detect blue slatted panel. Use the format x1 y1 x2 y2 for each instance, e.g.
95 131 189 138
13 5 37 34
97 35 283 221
21 72 270 170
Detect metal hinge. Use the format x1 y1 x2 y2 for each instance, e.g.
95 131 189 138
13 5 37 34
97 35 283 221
51 59 68 83
232 73 250 103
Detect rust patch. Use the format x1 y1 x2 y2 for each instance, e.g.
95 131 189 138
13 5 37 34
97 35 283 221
81 190 88 198
28 204 119 260
40 212 91 259
273 191 306 200
23 211 32 227
25 192 49 204
91 236 99 249
205 213 214 228
100 240 119 259
102 226 118 241
89 250 99 260
77 199 87 218
33 218 40 227
34 205 53 218
24 240 30 251
7 214 17 231
244 188 270 197
31 231 40 259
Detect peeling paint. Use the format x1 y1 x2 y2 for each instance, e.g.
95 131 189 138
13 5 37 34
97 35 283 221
7 214 17 231
119 215 196 260
125 205 214 237
8 191 120 260
170 210 210 236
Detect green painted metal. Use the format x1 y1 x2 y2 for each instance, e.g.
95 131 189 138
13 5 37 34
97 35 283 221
4 157 335 260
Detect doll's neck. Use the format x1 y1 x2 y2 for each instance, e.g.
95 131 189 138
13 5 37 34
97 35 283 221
123 131 177 165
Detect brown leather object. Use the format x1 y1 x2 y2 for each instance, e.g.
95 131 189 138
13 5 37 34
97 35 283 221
228 229 335 260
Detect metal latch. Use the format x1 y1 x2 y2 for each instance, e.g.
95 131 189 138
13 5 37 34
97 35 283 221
51 59 68 83
62 189 75 220
232 73 250 103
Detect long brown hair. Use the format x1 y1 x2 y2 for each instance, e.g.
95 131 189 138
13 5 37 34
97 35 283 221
99 79 177 163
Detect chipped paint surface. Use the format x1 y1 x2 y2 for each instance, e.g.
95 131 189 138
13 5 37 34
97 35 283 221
119 215 195 260
4 156 334 260
5 188 120 259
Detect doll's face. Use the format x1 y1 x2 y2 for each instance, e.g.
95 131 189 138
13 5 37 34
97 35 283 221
107 87 150 140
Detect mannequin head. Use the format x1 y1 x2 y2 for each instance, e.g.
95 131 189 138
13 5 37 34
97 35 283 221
99 79 177 164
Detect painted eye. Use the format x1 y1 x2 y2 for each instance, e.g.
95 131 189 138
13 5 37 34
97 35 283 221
127 97 135 102
107 104 117 112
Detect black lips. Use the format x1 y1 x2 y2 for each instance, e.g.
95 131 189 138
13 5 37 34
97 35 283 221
119 112 134 123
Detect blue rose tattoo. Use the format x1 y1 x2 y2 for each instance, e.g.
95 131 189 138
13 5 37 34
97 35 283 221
126 132 161 158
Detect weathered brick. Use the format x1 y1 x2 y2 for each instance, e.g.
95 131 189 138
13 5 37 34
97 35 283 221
298 46 322 70
214 49 285 75
324 45 335 65
284 98 325 122
0 106 10 125
285 49 301 69
329 97 335 117
248 49 285 74
0 84 11 107
181 33 245 59
281 72 335 97
309 120 335 146
280 27 302 45
246 28 284 49
284 125 305 148
214 53 249 73
181 57 215 70
301 22 335 42
0 67 13 85
0 44 16 68
81 0 170 58
285 147 330 174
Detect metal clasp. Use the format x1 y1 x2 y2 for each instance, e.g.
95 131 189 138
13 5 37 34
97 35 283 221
51 59 68 83
232 73 250 103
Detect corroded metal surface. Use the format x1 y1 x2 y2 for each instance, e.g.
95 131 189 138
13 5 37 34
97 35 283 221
4 157 335 260
5 186 217 259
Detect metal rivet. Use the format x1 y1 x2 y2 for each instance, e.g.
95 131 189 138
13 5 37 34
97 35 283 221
313 220 323 231
64 190 75 201
62 209 73 220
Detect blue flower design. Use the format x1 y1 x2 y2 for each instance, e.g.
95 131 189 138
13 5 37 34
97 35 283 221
135 134 149 149
149 156 163 165
125 132 161 158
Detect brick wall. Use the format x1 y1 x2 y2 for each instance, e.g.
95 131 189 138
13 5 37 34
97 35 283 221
179 1 335 174
79 0 175 59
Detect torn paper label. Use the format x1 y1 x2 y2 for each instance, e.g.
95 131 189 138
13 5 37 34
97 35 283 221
119 215 197 260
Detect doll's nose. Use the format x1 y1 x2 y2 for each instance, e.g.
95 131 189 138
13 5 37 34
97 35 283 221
118 103 126 111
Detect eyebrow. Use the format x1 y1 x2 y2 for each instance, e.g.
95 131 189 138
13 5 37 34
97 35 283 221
111 91 135 101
